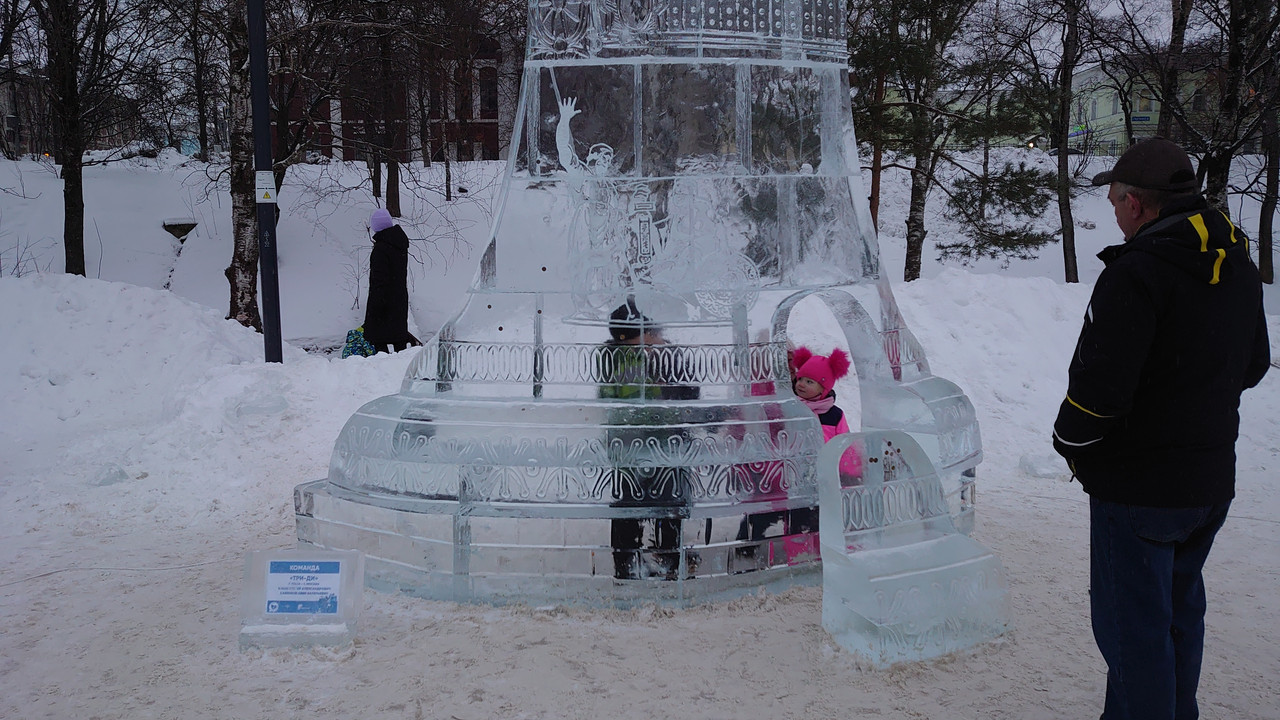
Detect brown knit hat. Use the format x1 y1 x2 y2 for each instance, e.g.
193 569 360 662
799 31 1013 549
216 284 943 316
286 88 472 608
1091 138 1198 192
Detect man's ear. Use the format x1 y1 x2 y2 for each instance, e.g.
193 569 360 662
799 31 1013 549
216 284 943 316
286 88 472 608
1123 191 1144 220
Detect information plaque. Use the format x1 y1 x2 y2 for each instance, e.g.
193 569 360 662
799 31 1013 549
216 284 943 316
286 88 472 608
239 549 364 650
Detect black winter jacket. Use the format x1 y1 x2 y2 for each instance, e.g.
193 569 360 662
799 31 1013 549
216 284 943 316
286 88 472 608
1052 194 1270 507
363 224 412 347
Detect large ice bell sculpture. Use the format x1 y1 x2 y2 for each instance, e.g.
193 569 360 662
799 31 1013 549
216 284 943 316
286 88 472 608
296 0 1011 645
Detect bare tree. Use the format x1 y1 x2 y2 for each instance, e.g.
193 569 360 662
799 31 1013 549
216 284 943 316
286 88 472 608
1158 0 1195 138
30 0 165 276
0 0 32 160
1253 5 1279 284
1097 0 1278 214
847 0 897 231
145 0 224 159
218 0 523 329
0 1 25 86
1053 0 1083 283
223 0 359 329
848 0 982 282
224 0 260 329
1191 0 1278 213
997 0 1097 282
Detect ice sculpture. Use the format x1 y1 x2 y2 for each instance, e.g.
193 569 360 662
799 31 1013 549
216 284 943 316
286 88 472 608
296 0 1010 654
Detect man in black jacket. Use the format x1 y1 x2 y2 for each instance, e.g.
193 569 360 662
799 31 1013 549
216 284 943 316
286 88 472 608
364 208 420 353
1053 138 1270 720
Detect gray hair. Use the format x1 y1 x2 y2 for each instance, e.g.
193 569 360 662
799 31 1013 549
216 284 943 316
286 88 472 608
1112 181 1194 212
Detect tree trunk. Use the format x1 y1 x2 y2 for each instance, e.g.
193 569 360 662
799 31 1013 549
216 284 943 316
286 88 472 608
868 69 886 231
1200 148 1231 215
40 0 86 275
417 72 431 167
444 148 452 202
903 158 928 282
60 151 85 275
1197 0 1247 218
1259 99 1277 284
1156 0 1194 138
225 7 262 331
387 159 401 216
190 0 209 159
1259 83 1280 283
1057 0 1080 283
379 15 401 217
979 132 991 221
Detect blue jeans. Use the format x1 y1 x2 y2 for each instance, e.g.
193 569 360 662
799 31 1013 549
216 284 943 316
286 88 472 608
1089 497 1231 720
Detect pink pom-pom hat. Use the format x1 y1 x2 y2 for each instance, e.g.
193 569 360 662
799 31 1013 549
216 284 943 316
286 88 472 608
791 346 851 394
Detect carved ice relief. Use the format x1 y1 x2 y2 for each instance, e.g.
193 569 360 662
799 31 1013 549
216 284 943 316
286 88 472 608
556 95 761 321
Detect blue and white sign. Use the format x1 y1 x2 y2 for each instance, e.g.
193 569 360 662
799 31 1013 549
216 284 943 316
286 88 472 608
265 560 342 614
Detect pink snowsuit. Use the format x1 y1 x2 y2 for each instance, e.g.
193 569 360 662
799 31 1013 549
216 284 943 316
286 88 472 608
801 393 862 480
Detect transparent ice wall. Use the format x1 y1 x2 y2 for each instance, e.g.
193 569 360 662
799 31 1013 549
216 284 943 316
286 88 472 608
296 0 987 610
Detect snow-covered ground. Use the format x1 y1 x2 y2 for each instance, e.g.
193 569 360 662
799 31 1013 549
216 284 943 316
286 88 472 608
1 151 1276 719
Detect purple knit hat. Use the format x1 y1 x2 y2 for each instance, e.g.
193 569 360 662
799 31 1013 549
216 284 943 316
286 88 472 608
370 208 394 233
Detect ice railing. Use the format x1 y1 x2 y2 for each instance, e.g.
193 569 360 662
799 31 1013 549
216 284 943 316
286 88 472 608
816 430 1010 666
402 340 789 389
332 339 822 505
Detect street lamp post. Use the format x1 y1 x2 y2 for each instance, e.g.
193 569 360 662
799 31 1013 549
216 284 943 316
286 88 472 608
248 0 283 363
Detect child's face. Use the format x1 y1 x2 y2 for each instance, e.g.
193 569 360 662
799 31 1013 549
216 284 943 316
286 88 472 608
794 376 824 401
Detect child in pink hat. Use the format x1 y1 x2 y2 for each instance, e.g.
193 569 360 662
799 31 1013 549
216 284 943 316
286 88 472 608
785 346 862 561
792 346 855 440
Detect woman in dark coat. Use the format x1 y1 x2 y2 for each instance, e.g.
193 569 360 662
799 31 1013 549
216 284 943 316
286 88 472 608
363 208 419 353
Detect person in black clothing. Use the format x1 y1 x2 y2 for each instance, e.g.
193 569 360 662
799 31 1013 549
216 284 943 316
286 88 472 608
364 208 420 354
1052 138 1270 720
599 298 700 580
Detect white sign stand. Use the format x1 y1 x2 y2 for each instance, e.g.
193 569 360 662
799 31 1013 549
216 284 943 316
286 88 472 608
239 549 364 650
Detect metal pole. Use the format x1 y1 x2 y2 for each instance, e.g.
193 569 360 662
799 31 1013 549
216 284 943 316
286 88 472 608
248 0 283 363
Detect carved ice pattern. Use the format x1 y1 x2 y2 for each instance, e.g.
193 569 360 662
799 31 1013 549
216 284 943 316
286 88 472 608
529 0 848 60
871 567 1004 652
408 341 788 386
841 478 950 531
332 423 820 503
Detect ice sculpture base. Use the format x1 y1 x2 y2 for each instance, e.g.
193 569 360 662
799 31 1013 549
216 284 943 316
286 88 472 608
295 479 821 608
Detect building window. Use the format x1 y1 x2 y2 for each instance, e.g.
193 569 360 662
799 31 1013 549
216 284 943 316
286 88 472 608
456 65 473 120
1137 94 1153 112
479 67 498 120
1111 93 1119 115
1090 99 1097 119
429 75 444 119
1191 90 1205 111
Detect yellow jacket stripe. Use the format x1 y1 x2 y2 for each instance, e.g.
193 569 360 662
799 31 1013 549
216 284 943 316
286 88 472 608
1067 395 1112 418
1190 214 1209 251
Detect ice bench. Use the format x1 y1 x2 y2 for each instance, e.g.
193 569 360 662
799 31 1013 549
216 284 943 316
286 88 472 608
817 430 1011 667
